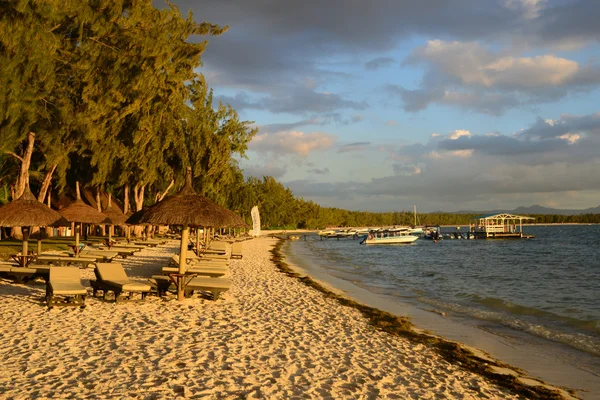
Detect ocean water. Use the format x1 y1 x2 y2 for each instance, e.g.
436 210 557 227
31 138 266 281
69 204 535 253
287 225 600 357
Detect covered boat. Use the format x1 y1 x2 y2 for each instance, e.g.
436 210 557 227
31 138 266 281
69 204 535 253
361 229 419 245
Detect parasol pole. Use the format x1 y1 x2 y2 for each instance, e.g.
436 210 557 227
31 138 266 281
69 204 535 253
22 226 30 257
75 223 80 256
37 233 42 256
178 224 190 301
107 194 113 243
195 228 201 255
74 181 82 256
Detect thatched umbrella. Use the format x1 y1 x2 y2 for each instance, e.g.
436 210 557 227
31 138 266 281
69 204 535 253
103 194 127 243
58 182 111 255
125 167 241 301
0 185 68 265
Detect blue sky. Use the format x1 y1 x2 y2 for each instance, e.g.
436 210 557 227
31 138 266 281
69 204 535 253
171 0 600 212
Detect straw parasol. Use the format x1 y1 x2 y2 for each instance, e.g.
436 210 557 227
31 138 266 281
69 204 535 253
0 185 68 264
125 167 241 301
58 182 111 254
103 194 127 243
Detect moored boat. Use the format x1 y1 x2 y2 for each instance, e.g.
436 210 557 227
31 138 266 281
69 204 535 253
361 229 419 245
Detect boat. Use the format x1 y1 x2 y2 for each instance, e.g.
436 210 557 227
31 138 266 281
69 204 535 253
361 229 419 245
317 229 336 237
409 205 424 234
422 225 442 241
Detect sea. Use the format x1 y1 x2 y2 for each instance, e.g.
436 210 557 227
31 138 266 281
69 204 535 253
284 225 600 395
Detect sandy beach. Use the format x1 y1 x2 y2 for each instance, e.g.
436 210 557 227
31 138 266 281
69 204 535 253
0 237 566 399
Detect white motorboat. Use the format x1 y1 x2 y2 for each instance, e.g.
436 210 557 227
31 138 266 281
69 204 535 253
361 229 419 245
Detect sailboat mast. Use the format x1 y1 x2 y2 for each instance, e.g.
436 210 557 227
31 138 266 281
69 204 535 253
414 205 416 226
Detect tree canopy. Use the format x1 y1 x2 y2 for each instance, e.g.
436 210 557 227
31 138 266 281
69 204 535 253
1 0 255 212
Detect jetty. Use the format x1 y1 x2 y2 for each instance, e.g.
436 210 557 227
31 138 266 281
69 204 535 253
469 213 535 239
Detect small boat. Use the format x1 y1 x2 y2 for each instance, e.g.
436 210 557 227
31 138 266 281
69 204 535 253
317 229 336 237
422 225 442 241
361 229 419 245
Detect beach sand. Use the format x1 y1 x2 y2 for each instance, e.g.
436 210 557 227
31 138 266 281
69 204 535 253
0 237 550 398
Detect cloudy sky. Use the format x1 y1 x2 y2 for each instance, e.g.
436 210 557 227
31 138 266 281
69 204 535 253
170 0 600 212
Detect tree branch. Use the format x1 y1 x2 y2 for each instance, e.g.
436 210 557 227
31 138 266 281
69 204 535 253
3 151 24 163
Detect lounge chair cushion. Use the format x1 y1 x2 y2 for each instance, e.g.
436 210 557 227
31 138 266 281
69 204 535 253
95 263 151 292
231 242 243 258
209 242 228 251
49 266 87 296
188 277 231 290
161 265 228 278
106 280 151 292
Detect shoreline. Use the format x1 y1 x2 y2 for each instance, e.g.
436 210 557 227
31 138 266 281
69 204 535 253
278 238 596 399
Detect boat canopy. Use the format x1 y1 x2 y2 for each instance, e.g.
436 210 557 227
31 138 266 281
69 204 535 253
471 213 535 221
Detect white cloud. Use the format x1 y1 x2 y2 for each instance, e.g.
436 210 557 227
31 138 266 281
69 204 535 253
249 130 336 157
395 40 600 114
449 129 472 140
413 41 582 89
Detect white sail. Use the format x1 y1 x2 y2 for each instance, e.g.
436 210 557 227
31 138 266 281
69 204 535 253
251 206 261 237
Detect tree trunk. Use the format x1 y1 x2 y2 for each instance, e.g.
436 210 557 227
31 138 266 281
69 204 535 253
123 183 130 214
123 184 130 239
133 183 146 237
96 188 105 236
156 179 174 202
13 132 36 199
133 183 146 211
7 132 35 239
37 163 57 203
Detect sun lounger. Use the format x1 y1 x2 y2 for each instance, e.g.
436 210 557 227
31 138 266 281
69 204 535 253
199 253 230 261
200 248 226 256
149 275 231 299
36 255 97 268
110 243 146 250
0 265 32 282
46 266 87 308
90 247 138 258
0 264 51 283
133 239 166 247
231 242 243 259
61 250 119 262
90 262 152 302
161 265 228 278
209 241 228 251
169 255 229 267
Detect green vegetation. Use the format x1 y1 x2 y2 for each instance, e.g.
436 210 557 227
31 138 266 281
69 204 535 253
1 0 255 213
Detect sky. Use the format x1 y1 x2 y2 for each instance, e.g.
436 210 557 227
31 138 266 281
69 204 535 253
169 0 600 212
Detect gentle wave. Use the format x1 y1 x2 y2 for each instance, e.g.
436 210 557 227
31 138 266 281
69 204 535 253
416 296 600 356
293 226 600 357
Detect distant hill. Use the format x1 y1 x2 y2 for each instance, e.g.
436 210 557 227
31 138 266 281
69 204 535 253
451 204 600 216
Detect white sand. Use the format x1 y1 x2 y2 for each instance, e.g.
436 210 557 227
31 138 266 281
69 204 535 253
0 237 520 399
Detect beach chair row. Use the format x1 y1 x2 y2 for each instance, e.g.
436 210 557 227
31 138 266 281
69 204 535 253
46 262 231 309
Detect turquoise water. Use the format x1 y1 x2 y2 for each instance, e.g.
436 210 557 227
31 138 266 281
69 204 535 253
288 225 600 357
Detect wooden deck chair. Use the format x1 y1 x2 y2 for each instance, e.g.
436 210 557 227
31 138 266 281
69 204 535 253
185 276 231 299
46 266 87 309
148 275 231 300
231 242 243 259
161 264 228 278
91 262 151 303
